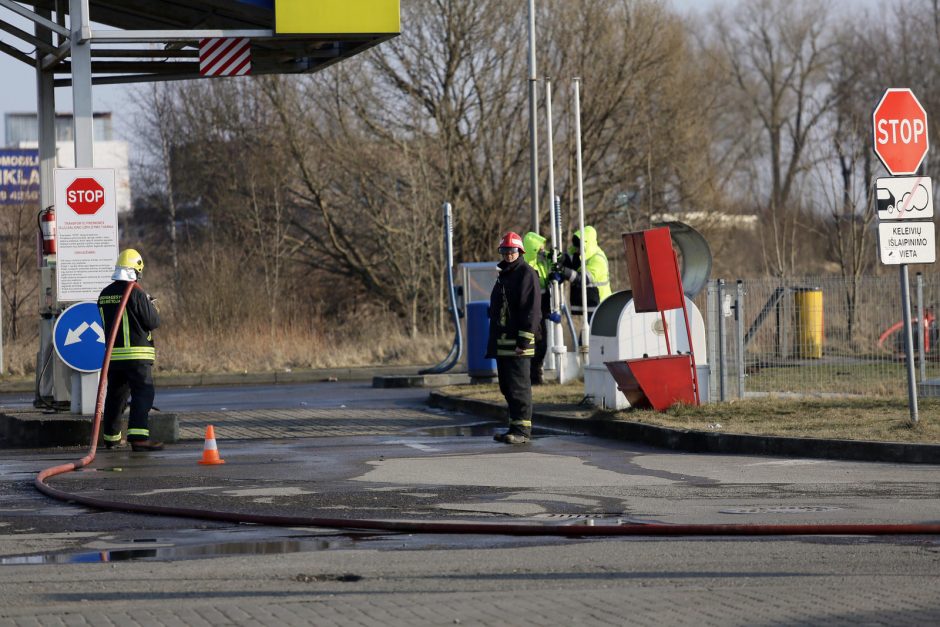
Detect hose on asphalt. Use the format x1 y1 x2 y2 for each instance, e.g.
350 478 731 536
35 281 138 491
33 282 940 537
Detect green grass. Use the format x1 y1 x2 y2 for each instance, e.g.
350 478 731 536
745 361 940 396
441 382 940 444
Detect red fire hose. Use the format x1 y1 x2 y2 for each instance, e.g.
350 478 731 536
35 280 137 489
34 282 940 537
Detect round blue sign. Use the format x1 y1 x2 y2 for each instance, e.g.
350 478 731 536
53 301 106 372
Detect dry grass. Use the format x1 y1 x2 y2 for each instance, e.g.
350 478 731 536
440 382 940 444
4 334 42 377
158 323 453 374
2 322 453 378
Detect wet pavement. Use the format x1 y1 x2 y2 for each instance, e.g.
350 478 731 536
3 379 940 625
2 379 938 534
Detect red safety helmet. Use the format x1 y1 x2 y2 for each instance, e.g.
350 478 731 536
498 231 525 253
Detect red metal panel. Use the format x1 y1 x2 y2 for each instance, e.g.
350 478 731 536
622 227 684 313
605 355 696 411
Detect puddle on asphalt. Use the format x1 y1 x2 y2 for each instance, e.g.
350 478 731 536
418 422 573 437
0 536 354 564
0 527 580 565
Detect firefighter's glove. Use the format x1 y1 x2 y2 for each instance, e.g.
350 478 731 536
548 312 562 324
550 271 562 283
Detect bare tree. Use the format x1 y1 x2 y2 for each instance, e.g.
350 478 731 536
132 83 184 300
710 0 838 278
360 0 531 256
254 0 538 336
175 79 305 328
261 72 446 337
0 203 39 342
811 23 878 343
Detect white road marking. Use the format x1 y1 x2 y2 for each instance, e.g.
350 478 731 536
384 440 441 452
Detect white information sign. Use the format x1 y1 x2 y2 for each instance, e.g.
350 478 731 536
53 168 119 302
875 176 933 220
878 221 936 265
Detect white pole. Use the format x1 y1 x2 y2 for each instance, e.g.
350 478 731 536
900 264 920 423
35 10 57 399
544 76 566 380
69 0 98 414
70 0 94 168
527 0 539 234
545 77 557 260
573 77 589 366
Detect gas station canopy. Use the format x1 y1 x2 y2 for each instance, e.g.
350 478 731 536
3 0 400 85
3 0 400 413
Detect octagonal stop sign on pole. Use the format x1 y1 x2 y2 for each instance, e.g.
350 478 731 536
65 177 106 215
873 88 929 175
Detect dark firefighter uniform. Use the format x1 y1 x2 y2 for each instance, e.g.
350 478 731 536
98 281 160 446
486 251 541 439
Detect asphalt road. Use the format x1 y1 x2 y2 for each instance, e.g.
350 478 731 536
0 379 430 412
1 380 939 626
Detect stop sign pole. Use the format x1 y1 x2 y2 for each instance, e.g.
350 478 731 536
872 87 932 424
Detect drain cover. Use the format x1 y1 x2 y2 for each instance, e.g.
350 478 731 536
720 505 841 515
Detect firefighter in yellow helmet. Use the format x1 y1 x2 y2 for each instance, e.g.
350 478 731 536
98 249 163 452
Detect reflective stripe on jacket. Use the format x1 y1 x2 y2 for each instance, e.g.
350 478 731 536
98 281 160 363
485 256 540 358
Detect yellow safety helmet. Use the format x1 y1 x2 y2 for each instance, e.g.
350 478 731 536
115 248 144 275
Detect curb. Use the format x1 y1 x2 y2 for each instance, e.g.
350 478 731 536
427 391 940 464
373 373 472 388
0 365 432 394
0 411 179 448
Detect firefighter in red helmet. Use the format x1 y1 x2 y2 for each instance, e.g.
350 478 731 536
486 232 541 445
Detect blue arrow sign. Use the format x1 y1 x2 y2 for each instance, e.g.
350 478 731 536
53 302 106 372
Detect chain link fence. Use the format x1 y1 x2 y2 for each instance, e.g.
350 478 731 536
702 273 940 400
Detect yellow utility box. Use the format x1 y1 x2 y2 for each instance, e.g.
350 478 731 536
794 288 823 359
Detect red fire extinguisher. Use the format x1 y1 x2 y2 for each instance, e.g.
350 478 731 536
38 206 56 255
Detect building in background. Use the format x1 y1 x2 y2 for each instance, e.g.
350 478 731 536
3 112 130 212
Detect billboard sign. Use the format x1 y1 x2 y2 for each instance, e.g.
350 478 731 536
0 149 40 206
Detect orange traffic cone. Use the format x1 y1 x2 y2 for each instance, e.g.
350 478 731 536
198 425 225 465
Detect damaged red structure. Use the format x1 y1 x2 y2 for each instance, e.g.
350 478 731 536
605 227 701 411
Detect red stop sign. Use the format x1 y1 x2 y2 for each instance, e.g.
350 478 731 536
873 88 929 176
65 177 105 215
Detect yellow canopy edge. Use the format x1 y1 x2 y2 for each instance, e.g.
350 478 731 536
275 0 400 34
